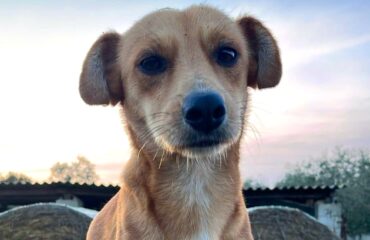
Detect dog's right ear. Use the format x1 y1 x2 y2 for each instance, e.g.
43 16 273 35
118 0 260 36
79 32 123 105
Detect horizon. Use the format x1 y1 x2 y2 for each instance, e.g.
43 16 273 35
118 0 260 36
1 0 370 187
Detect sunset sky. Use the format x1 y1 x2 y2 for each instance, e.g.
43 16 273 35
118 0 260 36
1 0 369 186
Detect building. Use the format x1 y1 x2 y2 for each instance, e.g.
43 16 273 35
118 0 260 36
0 182 343 237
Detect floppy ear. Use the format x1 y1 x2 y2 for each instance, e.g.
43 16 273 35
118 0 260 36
238 17 282 89
79 32 123 105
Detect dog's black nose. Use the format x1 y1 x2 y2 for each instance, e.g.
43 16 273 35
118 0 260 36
182 91 226 133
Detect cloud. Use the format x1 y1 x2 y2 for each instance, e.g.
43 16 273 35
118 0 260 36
283 34 370 69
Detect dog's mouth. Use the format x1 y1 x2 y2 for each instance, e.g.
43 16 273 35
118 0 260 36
185 140 221 148
153 126 237 158
157 134 226 149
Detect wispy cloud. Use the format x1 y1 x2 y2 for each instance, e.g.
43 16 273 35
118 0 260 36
283 34 370 68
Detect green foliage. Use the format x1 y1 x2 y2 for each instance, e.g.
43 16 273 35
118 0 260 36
335 151 370 236
277 148 357 187
49 156 99 184
243 178 266 189
0 172 33 184
277 148 370 236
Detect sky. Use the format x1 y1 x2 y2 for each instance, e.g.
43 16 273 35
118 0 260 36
0 0 369 186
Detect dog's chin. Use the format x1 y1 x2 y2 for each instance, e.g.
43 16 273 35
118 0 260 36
180 142 230 159
157 137 232 159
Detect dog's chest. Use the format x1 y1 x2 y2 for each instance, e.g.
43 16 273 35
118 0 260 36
175 164 218 240
180 165 211 208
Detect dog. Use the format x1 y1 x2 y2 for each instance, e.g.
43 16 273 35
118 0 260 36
79 5 281 240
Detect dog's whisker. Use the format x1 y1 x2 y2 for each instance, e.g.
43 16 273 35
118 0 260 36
137 141 148 162
158 149 165 169
186 155 189 172
139 122 174 141
219 152 222 169
152 149 159 162
176 154 180 169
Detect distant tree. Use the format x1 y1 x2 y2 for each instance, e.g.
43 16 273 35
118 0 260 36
277 148 370 236
335 151 370 237
243 178 266 189
277 148 356 187
49 156 99 184
0 172 32 184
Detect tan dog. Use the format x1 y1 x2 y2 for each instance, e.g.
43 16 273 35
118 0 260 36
80 5 281 240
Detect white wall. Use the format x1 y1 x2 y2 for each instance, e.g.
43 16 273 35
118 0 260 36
56 195 83 207
316 202 342 237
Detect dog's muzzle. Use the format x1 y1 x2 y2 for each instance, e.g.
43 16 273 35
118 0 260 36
182 90 226 134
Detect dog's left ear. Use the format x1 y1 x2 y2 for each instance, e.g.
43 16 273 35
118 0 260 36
238 17 282 89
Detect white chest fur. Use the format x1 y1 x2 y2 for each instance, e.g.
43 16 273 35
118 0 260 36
177 161 217 240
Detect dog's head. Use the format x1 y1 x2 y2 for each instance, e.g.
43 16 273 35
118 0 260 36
79 6 281 159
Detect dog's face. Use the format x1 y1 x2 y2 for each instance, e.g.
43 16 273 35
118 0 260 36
79 6 281 159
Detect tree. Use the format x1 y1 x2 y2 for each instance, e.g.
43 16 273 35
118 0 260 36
49 156 99 184
243 178 266 189
277 148 357 187
277 148 370 236
0 172 32 184
335 151 370 236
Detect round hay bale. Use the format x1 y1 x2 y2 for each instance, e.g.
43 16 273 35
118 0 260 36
249 206 340 240
0 203 94 240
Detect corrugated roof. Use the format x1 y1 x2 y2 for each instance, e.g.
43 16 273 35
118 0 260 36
0 181 344 191
0 181 119 188
243 185 344 191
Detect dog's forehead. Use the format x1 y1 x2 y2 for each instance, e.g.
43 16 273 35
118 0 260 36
125 6 237 42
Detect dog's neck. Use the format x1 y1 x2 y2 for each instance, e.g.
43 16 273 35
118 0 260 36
122 140 242 239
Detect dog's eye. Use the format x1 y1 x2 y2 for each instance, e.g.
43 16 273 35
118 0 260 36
139 55 167 75
214 47 238 67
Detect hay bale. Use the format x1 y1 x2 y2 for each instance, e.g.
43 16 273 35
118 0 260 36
0 203 95 240
249 206 340 240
